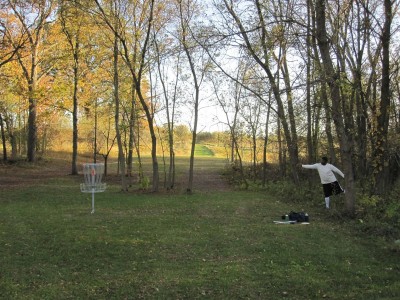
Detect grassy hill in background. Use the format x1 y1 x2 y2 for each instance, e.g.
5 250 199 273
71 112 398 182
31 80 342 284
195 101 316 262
194 144 215 157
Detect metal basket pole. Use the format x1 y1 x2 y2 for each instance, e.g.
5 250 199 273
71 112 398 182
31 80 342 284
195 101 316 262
91 185 95 214
90 165 96 214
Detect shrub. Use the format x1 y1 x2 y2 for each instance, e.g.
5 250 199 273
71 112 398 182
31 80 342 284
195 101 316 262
139 176 150 190
355 179 400 238
262 180 321 206
384 179 400 226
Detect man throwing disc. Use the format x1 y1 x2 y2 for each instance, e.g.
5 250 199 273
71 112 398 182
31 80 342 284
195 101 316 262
302 157 345 209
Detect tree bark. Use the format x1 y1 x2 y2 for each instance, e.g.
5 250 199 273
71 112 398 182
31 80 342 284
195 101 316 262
0 114 7 161
315 0 355 216
374 0 392 193
60 0 81 175
3 113 18 160
71 45 79 175
309 0 335 163
306 4 314 162
113 20 127 191
178 0 201 193
27 81 37 162
126 84 136 180
154 37 178 189
262 95 271 187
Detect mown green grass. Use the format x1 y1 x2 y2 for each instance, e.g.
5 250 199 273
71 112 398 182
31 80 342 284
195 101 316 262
194 144 215 157
1 177 399 299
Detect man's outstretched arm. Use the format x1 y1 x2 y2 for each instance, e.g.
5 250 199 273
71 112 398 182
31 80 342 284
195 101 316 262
302 164 318 169
331 165 345 178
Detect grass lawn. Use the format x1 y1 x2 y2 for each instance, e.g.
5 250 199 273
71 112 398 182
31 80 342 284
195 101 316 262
0 158 399 299
194 145 215 157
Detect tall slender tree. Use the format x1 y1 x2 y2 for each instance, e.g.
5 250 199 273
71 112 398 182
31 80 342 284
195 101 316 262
373 0 394 193
315 0 356 216
112 2 127 191
59 0 84 175
176 0 205 193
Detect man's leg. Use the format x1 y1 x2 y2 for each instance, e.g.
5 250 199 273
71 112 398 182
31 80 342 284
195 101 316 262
325 197 330 209
322 184 332 209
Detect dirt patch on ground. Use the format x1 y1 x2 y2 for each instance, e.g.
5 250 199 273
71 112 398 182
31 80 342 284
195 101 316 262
173 167 232 193
0 157 232 193
0 159 72 191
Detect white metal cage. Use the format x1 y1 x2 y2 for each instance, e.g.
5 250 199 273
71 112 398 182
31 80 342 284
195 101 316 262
80 163 107 193
80 163 107 213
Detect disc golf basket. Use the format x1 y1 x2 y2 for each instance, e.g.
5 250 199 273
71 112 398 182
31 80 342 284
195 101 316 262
80 163 107 214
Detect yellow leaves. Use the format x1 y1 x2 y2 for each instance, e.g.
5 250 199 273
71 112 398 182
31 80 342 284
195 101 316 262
271 24 285 43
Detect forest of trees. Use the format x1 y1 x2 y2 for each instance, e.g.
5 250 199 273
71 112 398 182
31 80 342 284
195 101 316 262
1 0 400 216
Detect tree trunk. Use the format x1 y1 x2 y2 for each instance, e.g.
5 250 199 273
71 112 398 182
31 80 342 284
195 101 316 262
178 0 201 193
351 1 368 179
4 113 17 160
0 114 7 161
316 0 355 216
374 0 392 194
322 82 336 164
277 120 284 177
71 40 79 175
281 55 299 167
186 70 199 193
252 126 257 181
113 28 127 191
306 11 314 162
27 82 37 162
94 99 98 163
154 37 177 190
60 2 81 175
133 83 159 191
231 126 248 189
167 111 176 190
187 128 197 193
309 0 335 163
262 96 271 187
135 123 144 184
126 83 136 179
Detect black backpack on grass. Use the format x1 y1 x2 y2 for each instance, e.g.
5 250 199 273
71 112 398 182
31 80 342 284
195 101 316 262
288 211 309 222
